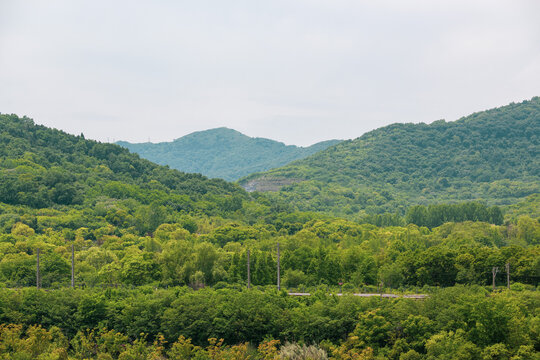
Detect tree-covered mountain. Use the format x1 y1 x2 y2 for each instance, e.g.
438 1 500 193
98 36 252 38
0 114 251 231
0 113 539 360
117 127 341 181
240 98 540 216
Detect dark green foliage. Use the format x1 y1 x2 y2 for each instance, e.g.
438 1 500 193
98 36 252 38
405 202 504 228
0 286 538 358
0 114 255 242
240 98 540 216
117 127 341 181
0 114 246 210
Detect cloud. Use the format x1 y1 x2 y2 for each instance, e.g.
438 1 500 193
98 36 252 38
0 0 539 146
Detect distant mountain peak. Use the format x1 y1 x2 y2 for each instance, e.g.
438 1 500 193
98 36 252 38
117 129 341 181
179 127 243 137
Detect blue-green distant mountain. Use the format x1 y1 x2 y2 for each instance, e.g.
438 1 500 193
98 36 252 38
117 128 341 181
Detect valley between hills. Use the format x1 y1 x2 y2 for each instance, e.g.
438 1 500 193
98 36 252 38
0 98 538 358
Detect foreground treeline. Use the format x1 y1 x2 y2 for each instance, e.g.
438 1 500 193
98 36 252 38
1 198 539 289
0 286 538 359
1 212 539 289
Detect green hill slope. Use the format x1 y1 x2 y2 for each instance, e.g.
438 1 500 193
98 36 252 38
240 98 540 215
117 128 341 181
0 114 247 225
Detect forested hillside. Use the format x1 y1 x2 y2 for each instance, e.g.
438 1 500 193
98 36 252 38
117 127 341 181
0 112 538 359
240 98 540 217
1 113 537 292
0 114 250 218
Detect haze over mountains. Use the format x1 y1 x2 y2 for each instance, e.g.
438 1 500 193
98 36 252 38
240 98 540 216
117 128 341 181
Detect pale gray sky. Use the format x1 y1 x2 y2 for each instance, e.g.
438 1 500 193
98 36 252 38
1 0 539 146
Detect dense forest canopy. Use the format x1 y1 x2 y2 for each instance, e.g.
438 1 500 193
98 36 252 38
240 98 540 217
0 113 247 211
0 286 538 359
0 112 538 290
117 127 341 181
0 109 538 359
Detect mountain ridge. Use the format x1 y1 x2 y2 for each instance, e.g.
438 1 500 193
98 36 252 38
117 127 341 181
239 97 540 216
0 113 246 218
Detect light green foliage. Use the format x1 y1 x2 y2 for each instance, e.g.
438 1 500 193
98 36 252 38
425 330 480 359
481 343 511 360
168 335 205 359
283 269 308 288
516 216 540 245
351 309 393 349
0 324 68 359
1 205 538 289
505 194 540 220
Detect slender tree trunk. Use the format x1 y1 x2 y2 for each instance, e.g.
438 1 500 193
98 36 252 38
277 242 280 291
71 244 75 288
36 248 40 289
247 249 251 289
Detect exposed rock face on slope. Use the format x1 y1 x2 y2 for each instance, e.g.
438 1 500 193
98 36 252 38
242 177 303 192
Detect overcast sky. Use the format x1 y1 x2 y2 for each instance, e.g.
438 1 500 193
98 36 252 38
1 1 539 146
